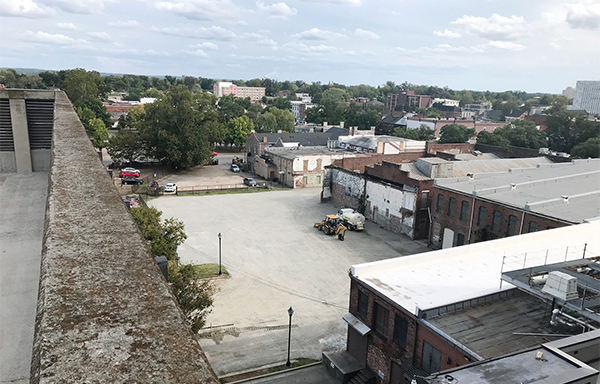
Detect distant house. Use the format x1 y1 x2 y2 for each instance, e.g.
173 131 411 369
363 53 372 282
504 109 527 122
524 114 548 130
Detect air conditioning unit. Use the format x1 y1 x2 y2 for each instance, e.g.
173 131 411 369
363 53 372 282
541 271 578 301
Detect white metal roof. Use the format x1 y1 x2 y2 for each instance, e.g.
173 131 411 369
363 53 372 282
351 220 600 316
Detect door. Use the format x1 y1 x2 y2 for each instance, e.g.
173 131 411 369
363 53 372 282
390 361 404 384
442 228 454 249
347 327 367 366
422 342 441 375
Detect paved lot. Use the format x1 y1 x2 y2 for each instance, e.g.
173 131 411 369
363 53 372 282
0 173 48 384
150 188 429 376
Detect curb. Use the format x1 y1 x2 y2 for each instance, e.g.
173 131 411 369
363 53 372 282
221 361 323 383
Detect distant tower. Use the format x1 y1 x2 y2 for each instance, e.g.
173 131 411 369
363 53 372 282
572 81 600 115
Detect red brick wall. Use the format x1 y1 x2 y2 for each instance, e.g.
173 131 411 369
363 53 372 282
350 277 418 383
430 186 570 248
426 142 475 155
414 324 472 373
331 152 425 173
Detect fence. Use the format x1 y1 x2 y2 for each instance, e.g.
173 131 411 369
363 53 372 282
177 182 268 195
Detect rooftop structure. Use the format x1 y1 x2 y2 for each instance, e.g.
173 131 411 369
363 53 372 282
338 135 425 154
434 159 600 224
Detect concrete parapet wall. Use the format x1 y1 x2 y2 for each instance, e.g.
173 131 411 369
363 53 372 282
30 92 218 383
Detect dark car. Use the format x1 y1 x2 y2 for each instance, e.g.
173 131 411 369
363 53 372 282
121 177 144 185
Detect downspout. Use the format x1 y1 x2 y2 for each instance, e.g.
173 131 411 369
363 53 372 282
518 208 526 235
466 194 476 243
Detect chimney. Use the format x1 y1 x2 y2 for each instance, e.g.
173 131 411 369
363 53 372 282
323 122 328 127
340 121 345 129
263 136 267 143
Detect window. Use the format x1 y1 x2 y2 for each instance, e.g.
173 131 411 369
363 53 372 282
373 302 389 337
491 211 502 233
421 191 429 209
507 215 518 236
422 342 442 375
357 291 368 316
436 194 444 214
528 221 539 233
393 315 408 349
460 201 469 222
477 206 487 227
447 197 456 217
457 233 465 246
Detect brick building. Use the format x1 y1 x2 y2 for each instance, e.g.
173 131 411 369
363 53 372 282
430 159 600 249
325 221 600 384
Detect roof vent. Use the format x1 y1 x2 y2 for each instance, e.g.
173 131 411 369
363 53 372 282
510 183 517 190
562 195 569 203
542 271 578 301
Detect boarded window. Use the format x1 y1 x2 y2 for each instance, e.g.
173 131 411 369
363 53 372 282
492 211 502 233
393 315 408 349
507 215 518 236
447 197 456 217
357 290 368 316
477 206 487 227
436 194 444 214
460 201 469 222
457 233 465 246
421 191 429 209
528 221 539 233
373 302 389 337
422 342 442 375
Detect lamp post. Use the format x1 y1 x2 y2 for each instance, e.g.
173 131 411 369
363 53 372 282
218 233 222 275
286 306 294 367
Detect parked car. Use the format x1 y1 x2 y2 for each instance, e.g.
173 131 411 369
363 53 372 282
230 164 240 172
119 169 140 178
149 181 159 191
243 177 257 187
164 183 177 193
121 177 144 185
123 167 140 174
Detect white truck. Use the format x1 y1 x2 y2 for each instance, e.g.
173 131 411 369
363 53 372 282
337 208 365 231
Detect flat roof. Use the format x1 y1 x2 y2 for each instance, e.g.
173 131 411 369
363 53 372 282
427 293 580 359
351 220 600 315
434 159 600 223
265 147 353 160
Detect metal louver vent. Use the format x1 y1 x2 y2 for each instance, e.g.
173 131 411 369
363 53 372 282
26 99 54 150
0 99 14 152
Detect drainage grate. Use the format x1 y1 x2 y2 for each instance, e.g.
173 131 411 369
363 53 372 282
0 99 13 152
26 99 54 150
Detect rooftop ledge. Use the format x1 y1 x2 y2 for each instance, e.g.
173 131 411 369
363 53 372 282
30 91 218 383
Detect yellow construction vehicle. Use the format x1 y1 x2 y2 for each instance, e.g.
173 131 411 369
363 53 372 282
314 214 347 241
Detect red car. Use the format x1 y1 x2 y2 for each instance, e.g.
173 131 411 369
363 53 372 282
119 170 140 178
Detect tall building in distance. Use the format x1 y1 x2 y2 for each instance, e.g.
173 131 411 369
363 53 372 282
572 80 600 115
213 81 266 102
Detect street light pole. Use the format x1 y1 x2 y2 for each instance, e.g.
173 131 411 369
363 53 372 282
286 306 294 367
218 233 222 275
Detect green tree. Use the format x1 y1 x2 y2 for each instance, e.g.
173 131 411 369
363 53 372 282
268 97 292 111
141 85 221 168
217 94 245 123
393 124 435 141
128 105 146 129
546 111 600 153
256 111 277 133
478 120 547 149
439 124 475 143
77 107 96 131
225 115 254 148
130 206 187 261
571 137 600 158
89 118 109 149
62 68 108 108
269 107 295 133
477 130 510 147
106 131 145 164
167 263 215 332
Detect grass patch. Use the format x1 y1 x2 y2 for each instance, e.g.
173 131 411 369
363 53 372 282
219 358 320 383
190 263 229 278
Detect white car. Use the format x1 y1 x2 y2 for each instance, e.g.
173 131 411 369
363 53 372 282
164 183 177 193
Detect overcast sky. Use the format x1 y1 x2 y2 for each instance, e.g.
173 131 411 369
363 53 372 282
1 0 599 93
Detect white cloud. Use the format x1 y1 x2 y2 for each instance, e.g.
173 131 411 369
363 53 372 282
88 31 112 41
0 0 54 17
566 1 600 30
434 29 462 38
146 49 168 56
283 41 336 52
354 28 379 40
291 28 346 40
550 42 561 49
452 13 528 41
154 0 241 20
256 1 297 19
152 25 237 40
302 0 361 4
57 22 78 30
243 32 278 47
108 20 139 27
191 42 219 50
486 40 526 51
40 0 107 14
185 49 208 57
24 30 82 45
345 50 357 56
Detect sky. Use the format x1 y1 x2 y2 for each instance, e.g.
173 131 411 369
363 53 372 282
0 0 599 94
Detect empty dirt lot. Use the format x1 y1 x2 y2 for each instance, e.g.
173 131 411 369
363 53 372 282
150 188 429 376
